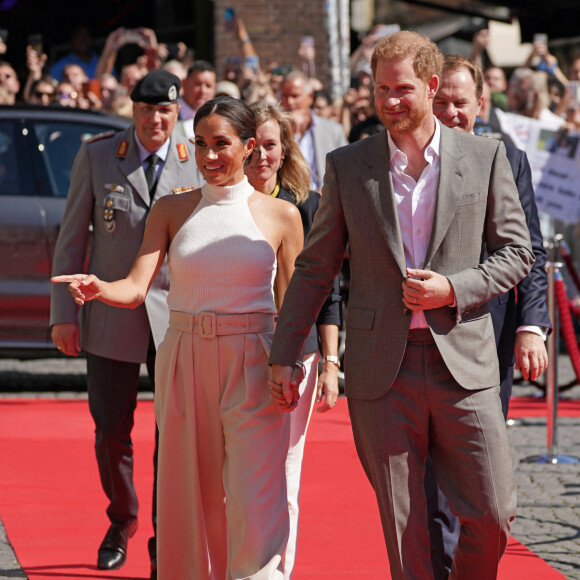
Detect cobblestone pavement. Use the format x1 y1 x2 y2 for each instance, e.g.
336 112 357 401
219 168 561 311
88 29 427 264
508 389 580 579
1 357 580 579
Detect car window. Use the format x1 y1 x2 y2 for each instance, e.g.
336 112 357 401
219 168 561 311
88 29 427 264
32 122 118 197
0 122 22 196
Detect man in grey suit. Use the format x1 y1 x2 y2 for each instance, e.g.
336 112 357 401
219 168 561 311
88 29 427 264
280 70 347 190
269 31 534 579
425 54 551 579
50 70 201 578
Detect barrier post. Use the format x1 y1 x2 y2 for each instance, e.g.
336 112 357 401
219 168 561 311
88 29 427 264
523 235 578 464
546 262 560 458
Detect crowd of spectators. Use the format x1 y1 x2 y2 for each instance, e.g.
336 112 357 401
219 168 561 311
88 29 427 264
2 17 580 147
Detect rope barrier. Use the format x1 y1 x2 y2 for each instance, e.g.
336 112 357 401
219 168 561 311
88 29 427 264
560 241 580 294
520 239 580 393
554 273 580 388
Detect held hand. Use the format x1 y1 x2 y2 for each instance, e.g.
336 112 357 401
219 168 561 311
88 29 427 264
105 27 126 51
140 28 158 50
269 364 301 412
26 45 46 76
51 323 81 357
316 364 339 413
472 28 490 53
51 274 104 306
402 268 455 311
515 331 548 381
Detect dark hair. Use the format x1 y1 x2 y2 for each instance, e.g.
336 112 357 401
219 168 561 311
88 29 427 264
187 60 216 76
313 89 332 105
547 76 565 98
194 96 256 164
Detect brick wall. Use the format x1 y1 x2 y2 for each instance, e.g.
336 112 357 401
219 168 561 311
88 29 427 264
212 0 332 90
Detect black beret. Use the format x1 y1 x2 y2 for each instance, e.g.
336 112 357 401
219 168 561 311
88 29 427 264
130 69 181 105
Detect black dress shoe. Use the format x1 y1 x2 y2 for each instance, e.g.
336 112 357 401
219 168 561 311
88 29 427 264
148 536 157 580
97 520 138 570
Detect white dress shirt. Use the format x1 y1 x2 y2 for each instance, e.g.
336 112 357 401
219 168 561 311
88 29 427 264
388 118 441 329
296 111 319 190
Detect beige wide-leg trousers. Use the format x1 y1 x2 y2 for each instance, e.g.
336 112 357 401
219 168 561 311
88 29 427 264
283 351 319 579
155 311 290 580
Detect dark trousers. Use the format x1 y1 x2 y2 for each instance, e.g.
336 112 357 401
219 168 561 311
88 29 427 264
86 336 157 553
425 363 514 579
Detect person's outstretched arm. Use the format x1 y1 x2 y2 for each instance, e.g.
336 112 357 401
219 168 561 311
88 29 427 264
52 197 172 308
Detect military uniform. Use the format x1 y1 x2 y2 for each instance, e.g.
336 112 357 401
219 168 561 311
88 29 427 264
50 119 202 570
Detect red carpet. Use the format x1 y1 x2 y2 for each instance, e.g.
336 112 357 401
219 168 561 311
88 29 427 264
0 397 565 579
508 395 580 419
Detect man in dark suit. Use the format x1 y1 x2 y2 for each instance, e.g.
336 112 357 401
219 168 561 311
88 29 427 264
269 31 534 579
50 70 202 578
426 54 551 579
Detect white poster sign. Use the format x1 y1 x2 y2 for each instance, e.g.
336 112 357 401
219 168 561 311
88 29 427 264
496 110 580 224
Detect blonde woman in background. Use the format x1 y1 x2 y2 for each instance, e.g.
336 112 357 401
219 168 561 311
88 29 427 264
246 101 341 578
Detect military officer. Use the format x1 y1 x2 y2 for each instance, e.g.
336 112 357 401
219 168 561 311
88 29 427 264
49 69 202 579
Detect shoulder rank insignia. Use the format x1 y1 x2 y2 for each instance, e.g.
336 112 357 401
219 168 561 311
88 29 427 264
86 130 116 144
173 186 199 195
176 142 189 162
116 141 129 158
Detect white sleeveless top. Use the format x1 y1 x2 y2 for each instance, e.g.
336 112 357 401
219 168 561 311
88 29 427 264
167 177 277 315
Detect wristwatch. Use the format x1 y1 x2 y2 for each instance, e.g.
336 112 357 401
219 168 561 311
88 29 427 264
322 355 340 369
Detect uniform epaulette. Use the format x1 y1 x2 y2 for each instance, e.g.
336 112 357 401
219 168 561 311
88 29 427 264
86 130 117 144
176 142 189 162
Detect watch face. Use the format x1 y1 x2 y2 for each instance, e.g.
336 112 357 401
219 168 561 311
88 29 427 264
324 356 340 368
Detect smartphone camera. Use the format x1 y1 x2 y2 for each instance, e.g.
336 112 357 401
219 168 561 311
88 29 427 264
224 7 236 32
28 33 43 55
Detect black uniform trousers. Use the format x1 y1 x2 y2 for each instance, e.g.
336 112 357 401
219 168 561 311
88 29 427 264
86 332 158 558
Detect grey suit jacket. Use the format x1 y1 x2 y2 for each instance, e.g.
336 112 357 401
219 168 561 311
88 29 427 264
269 123 535 399
50 125 202 363
311 113 348 186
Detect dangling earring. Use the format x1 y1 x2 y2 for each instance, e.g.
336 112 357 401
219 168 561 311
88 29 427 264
279 157 284 170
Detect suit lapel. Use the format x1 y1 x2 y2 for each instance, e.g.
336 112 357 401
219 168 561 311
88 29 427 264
361 132 406 276
156 136 198 200
119 129 150 206
424 125 465 266
155 138 178 201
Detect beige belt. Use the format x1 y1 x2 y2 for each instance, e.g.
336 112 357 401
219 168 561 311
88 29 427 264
169 310 275 339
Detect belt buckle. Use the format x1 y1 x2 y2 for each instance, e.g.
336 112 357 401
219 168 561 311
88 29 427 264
198 312 217 339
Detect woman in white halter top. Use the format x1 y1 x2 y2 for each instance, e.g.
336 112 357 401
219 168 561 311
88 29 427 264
53 96 304 579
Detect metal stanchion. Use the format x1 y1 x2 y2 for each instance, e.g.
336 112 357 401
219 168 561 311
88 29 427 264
523 234 579 464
